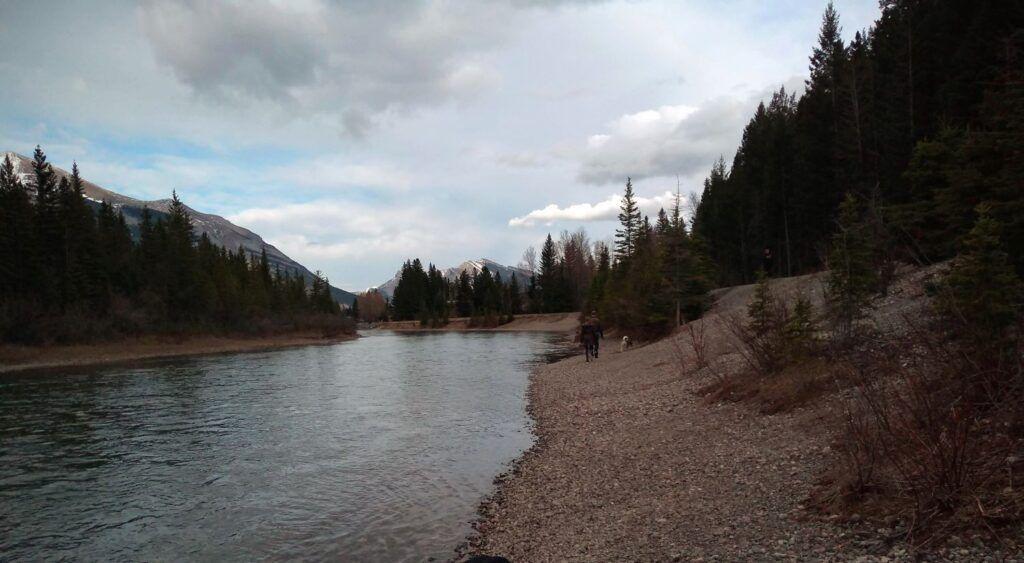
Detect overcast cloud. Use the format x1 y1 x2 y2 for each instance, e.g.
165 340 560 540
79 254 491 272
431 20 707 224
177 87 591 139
0 0 881 290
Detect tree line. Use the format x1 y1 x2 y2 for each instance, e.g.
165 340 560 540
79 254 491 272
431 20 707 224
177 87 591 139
385 259 524 327
687 0 1024 538
0 148 352 344
692 0 1024 286
379 180 713 336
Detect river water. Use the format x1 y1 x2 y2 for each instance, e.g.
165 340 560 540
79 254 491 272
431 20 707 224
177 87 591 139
0 331 568 562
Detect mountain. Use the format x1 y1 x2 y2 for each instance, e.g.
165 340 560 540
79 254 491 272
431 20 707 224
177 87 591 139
3 151 356 305
374 258 532 299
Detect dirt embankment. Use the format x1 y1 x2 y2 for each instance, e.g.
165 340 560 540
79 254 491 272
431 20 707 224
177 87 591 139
463 264 1013 561
377 312 579 333
0 332 357 375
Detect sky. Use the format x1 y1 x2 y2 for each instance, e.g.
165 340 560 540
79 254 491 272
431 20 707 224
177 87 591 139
0 0 881 291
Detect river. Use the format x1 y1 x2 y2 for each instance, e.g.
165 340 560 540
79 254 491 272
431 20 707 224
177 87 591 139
0 330 569 562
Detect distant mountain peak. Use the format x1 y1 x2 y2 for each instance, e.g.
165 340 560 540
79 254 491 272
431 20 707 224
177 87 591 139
372 258 532 298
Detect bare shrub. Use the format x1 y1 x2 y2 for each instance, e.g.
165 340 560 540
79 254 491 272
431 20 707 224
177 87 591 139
824 315 1024 542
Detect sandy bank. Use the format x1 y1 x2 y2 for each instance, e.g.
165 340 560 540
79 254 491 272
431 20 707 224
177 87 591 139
378 312 579 333
0 332 357 375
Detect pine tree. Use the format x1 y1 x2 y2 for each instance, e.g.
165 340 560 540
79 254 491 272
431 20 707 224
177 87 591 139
539 234 559 312
32 146 60 302
456 269 473 317
508 272 522 315
587 242 611 312
0 154 36 298
164 191 199 320
935 204 1023 351
747 269 777 337
615 178 642 261
826 193 878 341
57 162 99 309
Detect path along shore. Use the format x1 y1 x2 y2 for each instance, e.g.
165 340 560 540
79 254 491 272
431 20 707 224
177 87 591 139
464 268 1015 562
464 325 862 561
0 332 356 375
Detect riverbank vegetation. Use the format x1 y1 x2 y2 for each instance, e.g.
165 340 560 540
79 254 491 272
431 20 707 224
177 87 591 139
0 149 353 344
385 258 524 327
383 182 713 335
675 0 1024 546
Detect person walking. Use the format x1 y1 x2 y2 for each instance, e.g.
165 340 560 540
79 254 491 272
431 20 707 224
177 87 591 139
589 312 603 359
762 247 774 276
580 318 596 362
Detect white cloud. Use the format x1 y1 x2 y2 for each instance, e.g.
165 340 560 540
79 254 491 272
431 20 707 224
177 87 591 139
573 79 805 184
268 157 413 191
228 199 487 263
509 190 678 227
135 0 528 135
0 0 884 288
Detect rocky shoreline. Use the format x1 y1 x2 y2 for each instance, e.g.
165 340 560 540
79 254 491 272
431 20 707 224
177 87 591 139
457 274 1021 561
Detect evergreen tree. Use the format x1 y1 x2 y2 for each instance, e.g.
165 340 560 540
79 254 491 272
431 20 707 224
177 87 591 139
57 163 99 308
614 178 642 261
0 154 36 298
538 234 560 312
32 146 60 302
508 272 522 315
164 191 199 320
826 193 878 340
456 269 473 317
935 204 1023 351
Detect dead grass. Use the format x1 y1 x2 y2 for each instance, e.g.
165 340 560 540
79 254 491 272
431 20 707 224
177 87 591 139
697 357 846 415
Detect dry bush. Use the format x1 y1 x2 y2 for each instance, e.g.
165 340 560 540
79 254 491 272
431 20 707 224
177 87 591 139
671 319 717 379
696 278 831 412
700 356 843 414
818 316 1024 545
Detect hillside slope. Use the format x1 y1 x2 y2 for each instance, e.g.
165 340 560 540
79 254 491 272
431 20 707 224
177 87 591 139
465 263 1013 561
4 152 355 305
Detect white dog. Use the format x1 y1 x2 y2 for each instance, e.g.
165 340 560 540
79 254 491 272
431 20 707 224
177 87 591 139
620 335 632 352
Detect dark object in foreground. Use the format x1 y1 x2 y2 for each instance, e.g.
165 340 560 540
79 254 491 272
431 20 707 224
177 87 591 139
466 556 511 563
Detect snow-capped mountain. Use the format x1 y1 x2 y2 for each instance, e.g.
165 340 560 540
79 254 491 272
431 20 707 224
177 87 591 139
373 258 532 299
3 151 356 305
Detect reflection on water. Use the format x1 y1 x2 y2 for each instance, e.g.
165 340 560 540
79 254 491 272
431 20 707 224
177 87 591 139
0 331 567 562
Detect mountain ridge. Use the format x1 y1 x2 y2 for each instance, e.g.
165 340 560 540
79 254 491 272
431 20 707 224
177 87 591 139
3 151 356 305
373 258 532 299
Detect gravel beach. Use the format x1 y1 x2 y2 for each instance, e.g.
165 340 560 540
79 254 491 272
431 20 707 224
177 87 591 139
462 268 1021 562
464 332 863 561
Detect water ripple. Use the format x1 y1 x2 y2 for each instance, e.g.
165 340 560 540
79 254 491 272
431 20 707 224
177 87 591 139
0 331 567 562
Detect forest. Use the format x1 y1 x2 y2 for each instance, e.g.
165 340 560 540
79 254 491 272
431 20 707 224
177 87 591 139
683 0 1024 542
0 148 353 344
383 0 1024 339
379 181 712 336
692 0 1023 287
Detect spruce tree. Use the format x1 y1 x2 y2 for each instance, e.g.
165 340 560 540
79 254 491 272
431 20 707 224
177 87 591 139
826 193 878 340
538 234 560 313
615 178 642 261
0 154 36 298
508 272 521 315
32 146 60 302
936 204 1023 351
164 191 199 320
456 269 473 317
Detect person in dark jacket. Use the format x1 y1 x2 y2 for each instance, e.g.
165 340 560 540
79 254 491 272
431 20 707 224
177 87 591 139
589 312 604 359
762 247 774 275
580 320 596 362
